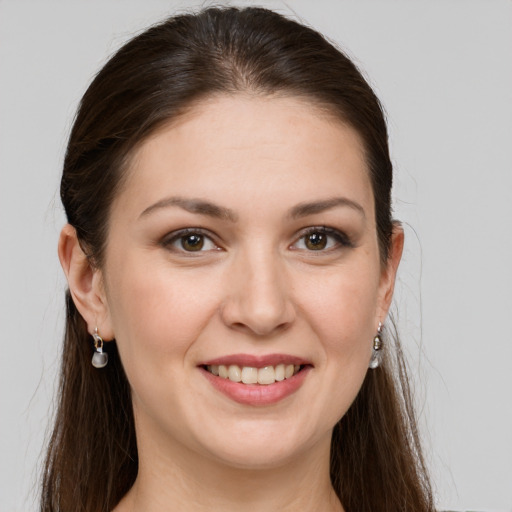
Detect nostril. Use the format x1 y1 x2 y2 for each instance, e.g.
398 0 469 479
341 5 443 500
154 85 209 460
229 322 250 333
226 319 291 337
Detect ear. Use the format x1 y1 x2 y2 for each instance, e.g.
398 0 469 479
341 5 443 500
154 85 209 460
376 223 404 323
58 224 115 340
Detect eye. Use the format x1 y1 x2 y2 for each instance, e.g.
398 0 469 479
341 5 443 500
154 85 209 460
303 232 330 251
292 227 351 252
163 229 219 253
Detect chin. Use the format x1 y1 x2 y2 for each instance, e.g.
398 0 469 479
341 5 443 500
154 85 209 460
196 418 328 470
206 442 302 470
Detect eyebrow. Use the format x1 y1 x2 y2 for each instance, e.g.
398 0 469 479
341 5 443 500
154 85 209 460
139 196 238 222
289 197 366 219
139 195 365 222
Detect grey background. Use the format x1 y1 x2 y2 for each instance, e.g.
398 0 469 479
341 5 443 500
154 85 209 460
1 1 511 510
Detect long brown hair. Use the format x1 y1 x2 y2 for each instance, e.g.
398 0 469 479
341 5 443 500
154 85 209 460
42 7 434 511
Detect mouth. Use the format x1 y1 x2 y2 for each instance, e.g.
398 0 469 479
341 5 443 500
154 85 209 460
198 354 312 405
203 363 306 385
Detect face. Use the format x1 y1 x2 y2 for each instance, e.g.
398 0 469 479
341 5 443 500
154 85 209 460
97 95 398 469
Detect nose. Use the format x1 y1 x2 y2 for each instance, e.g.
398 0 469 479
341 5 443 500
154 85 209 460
220 248 295 337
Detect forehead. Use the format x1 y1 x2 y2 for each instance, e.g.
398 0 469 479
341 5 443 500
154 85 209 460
118 94 373 220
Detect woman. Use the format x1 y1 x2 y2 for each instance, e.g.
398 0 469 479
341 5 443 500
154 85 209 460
42 6 434 512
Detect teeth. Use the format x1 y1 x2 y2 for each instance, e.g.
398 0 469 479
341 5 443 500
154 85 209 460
241 366 258 384
207 363 302 385
258 366 275 385
228 365 242 382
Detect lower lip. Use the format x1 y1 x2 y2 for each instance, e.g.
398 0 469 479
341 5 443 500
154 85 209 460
200 366 311 406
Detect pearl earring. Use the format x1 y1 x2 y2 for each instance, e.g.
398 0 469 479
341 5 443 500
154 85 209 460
91 327 108 368
368 322 383 370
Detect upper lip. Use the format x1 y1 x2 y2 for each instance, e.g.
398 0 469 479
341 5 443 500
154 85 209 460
200 353 312 368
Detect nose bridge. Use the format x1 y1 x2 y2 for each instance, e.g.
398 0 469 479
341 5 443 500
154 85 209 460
222 242 294 336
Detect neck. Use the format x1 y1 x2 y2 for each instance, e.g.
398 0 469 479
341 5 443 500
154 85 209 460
114 421 343 512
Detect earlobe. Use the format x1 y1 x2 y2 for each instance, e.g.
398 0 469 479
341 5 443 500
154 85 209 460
377 223 404 321
58 224 114 340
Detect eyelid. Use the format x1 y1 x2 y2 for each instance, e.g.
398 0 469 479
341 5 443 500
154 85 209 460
159 225 352 253
291 226 353 250
161 228 222 252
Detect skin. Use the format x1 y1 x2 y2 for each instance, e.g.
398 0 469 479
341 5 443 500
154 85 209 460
59 94 403 512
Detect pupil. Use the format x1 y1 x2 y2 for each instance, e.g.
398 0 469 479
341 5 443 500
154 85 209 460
306 233 326 250
182 234 204 251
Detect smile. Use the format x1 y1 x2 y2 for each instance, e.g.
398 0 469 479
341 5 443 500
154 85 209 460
200 354 312 405
205 364 303 385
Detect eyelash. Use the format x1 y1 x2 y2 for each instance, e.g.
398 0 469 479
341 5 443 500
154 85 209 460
292 226 353 252
161 226 353 254
161 228 220 253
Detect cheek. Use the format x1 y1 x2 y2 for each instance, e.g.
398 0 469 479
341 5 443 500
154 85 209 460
297 262 380 360
285 262 381 434
104 254 221 368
